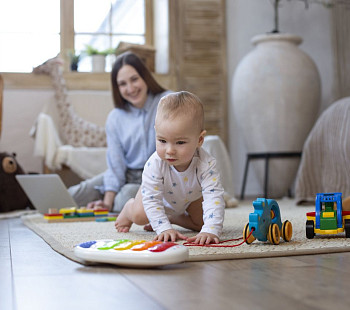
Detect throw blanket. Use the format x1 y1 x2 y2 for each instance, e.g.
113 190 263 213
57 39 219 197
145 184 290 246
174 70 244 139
295 97 350 203
32 113 106 179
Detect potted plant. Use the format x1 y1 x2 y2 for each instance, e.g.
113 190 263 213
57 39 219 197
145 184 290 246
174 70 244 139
67 50 81 71
85 45 115 72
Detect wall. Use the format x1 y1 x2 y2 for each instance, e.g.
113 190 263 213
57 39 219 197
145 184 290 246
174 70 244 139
0 90 54 173
226 0 336 197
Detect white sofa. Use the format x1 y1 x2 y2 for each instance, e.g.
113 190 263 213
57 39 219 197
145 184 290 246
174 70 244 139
32 90 113 179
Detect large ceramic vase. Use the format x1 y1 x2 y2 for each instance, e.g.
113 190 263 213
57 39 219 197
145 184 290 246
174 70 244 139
232 33 321 198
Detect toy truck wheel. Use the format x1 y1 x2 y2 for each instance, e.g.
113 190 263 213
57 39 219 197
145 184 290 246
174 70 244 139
306 220 315 239
268 223 280 245
281 220 293 242
345 219 350 238
243 223 256 244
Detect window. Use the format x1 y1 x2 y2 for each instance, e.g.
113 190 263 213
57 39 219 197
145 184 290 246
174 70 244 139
75 0 145 72
0 0 147 73
0 0 60 72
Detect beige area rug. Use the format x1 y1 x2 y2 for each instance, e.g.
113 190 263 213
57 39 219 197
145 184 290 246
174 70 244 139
21 198 350 265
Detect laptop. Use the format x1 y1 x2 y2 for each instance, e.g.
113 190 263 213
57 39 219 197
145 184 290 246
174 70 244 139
15 174 78 214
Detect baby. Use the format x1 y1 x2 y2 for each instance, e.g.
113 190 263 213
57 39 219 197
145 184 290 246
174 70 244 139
115 91 225 244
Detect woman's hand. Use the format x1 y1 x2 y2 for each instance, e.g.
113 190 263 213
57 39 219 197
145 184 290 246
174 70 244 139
86 200 112 211
186 232 219 245
86 191 116 211
154 229 188 242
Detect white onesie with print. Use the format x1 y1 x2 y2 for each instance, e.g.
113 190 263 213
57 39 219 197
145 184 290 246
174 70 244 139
141 147 225 236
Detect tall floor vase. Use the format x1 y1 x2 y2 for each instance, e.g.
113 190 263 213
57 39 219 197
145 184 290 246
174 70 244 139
232 33 321 198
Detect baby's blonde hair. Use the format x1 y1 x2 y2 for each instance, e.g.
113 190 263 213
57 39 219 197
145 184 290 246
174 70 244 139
156 91 204 133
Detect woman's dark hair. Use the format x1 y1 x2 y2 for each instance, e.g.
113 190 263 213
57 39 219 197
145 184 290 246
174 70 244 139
111 51 166 109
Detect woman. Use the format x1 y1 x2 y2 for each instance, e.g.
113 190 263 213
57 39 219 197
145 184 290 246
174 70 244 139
68 52 172 212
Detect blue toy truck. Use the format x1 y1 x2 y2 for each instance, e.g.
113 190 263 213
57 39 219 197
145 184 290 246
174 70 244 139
306 192 350 239
243 198 293 245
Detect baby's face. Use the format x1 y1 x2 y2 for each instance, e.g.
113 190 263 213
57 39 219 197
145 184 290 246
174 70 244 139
155 113 204 172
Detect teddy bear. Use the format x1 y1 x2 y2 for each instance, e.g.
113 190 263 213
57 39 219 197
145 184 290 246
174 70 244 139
0 152 33 213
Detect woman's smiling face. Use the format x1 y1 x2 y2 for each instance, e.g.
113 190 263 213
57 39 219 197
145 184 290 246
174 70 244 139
117 64 148 109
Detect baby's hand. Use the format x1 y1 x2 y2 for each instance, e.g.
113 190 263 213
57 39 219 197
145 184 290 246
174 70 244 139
154 229 188 242
187 232 219 245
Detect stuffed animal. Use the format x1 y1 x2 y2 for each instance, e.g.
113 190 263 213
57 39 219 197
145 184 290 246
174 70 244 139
0 152 33 212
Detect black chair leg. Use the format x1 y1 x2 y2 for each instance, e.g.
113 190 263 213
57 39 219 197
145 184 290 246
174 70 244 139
264 155 269 198
240 156 250 200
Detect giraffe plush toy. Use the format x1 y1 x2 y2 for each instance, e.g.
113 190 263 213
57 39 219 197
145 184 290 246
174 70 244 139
33 56 107 147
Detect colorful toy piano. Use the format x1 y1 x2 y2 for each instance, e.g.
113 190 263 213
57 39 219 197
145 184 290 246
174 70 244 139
74 239 189 267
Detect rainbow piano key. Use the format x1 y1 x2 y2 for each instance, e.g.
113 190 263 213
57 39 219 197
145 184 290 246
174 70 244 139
74 239 189 267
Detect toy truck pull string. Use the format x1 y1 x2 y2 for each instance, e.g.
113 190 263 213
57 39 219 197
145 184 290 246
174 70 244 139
306 192 350 239
243 198 293 245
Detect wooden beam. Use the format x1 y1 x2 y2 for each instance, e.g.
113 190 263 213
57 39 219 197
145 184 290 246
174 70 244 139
60 0 75 72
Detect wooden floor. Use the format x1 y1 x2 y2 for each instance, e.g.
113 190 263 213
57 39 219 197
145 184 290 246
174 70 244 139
2 217 350 310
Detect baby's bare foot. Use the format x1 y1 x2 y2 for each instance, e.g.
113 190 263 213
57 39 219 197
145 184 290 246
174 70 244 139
143 223 154 231
115 214 133 233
